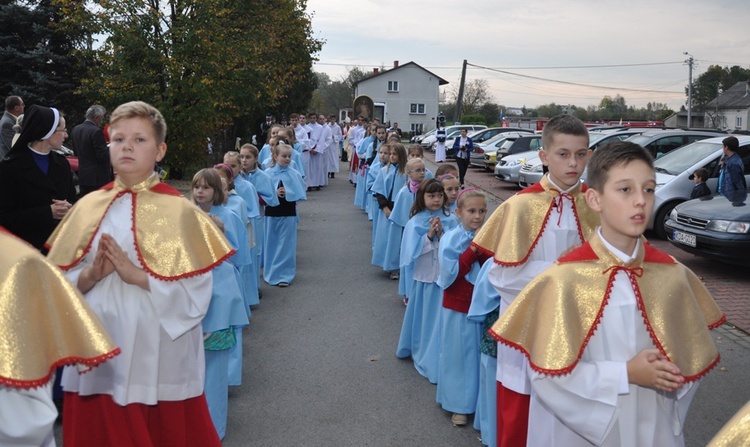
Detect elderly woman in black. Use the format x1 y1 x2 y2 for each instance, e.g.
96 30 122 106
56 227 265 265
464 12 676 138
0 105 76 251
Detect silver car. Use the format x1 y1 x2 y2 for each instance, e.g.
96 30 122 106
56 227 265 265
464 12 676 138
649 135 750 238
517 155 544 188
495 150 541 183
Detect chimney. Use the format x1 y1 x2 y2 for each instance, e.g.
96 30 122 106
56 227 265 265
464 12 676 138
393 60 399 68
373 68 379 75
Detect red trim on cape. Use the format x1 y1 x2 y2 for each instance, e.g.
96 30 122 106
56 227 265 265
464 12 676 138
55 191 125 271
128 193 236 281
557 241 597 263
471 241 495 258
0 347 121 389
643 243 676 264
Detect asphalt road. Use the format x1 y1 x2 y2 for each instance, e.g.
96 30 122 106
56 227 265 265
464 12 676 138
54 161 750 445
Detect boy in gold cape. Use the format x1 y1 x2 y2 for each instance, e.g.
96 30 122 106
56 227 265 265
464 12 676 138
490 141 724 446
0 227 118 446
46 102 233 446
471 115 599 447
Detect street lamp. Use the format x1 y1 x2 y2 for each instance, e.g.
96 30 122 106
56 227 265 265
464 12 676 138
716 87 723 129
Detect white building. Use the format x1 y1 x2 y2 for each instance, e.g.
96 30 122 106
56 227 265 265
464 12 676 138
353 61 448 136
704 81 750 131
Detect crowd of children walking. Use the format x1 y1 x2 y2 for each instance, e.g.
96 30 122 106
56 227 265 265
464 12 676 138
0 99 736 446
350 114 727 447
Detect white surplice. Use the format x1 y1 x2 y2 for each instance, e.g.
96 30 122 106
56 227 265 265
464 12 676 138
61 193 213 406
0 382 56 447
527 235 697 447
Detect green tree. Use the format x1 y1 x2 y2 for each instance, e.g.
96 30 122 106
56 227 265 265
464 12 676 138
0 0 92 121
58 0 321 175
451 79 492 116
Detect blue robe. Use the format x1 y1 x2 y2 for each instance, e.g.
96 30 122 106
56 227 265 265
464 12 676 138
369 164 389 254
436 225 482 415
234 177 261 304
389 185 416 294
210 204 251 387
365 158 382 219
467 260 501 447
227 190 260 308
242 167 279 271
353 135 374 208
396 208 458 383
371 167 407 269
203 261 249 439
263 165 306 285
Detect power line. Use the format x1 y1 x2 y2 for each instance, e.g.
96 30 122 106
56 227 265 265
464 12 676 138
314 60 685 71
468 63 684 94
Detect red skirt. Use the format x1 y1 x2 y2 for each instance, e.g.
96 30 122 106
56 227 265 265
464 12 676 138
63 392 221 447
496 383 530 447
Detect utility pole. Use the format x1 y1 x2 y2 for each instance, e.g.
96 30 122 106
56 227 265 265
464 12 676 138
454 59 467 124
684 52 693 127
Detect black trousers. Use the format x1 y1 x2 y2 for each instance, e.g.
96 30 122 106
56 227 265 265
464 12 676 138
456 156 469 185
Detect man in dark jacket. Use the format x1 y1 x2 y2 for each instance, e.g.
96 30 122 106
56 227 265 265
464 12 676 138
71 105 112 196
0 96 24 159
718 136 747 205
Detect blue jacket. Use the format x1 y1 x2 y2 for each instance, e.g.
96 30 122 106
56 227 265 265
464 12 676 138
719 153 746 196
452 136 474 159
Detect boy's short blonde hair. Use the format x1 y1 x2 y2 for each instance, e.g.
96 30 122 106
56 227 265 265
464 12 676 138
110 101 167 144
541 114 588 150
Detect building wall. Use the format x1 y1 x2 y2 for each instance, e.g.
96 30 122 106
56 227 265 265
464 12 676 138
355 64 442 135
720 109 750 131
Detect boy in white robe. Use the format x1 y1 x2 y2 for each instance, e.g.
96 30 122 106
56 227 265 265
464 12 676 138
472 115 598 447
490 141 723 446
47 101 233 446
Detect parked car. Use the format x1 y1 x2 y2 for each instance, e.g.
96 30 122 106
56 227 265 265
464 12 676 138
517 156 543 188
55 145 79 194
469 131 531 168
421 124 487 151
647 135 750 238
445 127 516 151
495 150 541 183
665 193 750 266
625 129 724 160
411 128 434 144
496 135 543 159
588 128 647 150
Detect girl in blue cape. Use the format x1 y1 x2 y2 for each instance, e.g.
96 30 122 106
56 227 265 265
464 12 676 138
388 157 426 297
192 169 252 389
353 124 374 208
201 215 249 440
440 173 461 215
240 144 279 274
257 124 281 166
369 142 391 251
213 163 259 307
395 178 458 384
371 143 407 272
262 134 305 179
365 135 385 221
263 143 306 287
435 189 489 427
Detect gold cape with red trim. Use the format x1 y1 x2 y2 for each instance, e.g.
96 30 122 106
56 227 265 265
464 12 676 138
707 399 750 447
490 233 724 381
471 175 599 266
0 228 119 388
46 175 234 280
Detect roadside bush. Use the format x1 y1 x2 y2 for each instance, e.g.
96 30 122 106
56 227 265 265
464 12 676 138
461 114 486 125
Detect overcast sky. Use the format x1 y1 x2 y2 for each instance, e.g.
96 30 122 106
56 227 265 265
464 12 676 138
307 0 750 111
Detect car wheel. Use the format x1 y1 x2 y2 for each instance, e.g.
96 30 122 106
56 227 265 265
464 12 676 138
654 201 680 239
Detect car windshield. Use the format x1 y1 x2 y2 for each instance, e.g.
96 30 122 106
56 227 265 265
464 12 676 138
497 139 516 150
626 135 654 146
652 141 721 175
447 130 462 139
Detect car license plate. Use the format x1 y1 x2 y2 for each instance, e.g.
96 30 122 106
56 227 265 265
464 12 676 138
673 230 696 247
519 175 525 183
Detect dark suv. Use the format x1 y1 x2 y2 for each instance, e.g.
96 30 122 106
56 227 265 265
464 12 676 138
625 130 726 159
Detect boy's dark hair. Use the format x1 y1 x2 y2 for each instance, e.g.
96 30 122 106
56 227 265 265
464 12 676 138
542 114 589 150
586 141 653 191
693 168 709 182
723 136 739 152
410 178 448 217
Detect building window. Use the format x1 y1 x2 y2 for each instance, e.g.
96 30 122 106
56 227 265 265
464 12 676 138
737 116 743 128
410 103 425 114
387 81 399 92
410 123 424 135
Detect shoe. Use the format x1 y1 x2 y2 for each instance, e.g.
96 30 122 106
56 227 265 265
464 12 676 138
451 413 467 426
403 298 409 306
315 187 321 191
389 271 399 280
258 289 263 299
460 184 465 189
278 282 289 287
